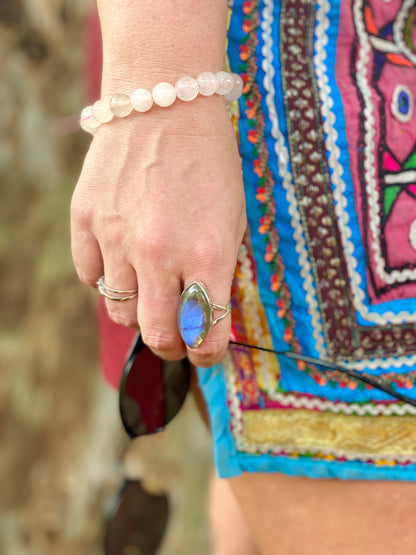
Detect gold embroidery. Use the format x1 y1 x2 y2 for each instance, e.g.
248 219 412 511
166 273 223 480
243 409 416 458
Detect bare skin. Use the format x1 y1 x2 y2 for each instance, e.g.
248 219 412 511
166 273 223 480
72 2 416 553
229 473 416 555
210 473 260 555
72 1 246 366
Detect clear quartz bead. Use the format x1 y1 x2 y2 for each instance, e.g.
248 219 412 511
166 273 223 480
215 71 234 95
152 82 176 107
196 72 217 96
175 76 199 101
80 106 100 134
92 97 114 123
110 93 133 117
131 88 153 112
224 73 244 101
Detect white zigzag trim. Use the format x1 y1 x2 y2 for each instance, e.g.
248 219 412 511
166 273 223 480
340 353 416 371
261 0 326 358
269 390 416 416
224 351 244 451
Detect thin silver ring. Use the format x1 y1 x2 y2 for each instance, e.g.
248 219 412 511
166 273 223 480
96 276 138 302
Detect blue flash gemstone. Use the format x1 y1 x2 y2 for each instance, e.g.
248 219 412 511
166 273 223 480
178 282 213 348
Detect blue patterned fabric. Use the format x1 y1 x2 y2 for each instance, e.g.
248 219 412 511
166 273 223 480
198 0 416 479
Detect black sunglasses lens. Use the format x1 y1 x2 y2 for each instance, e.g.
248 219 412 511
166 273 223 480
104 480 169 555
119 334 191 437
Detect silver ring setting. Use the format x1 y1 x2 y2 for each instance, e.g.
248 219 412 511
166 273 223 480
96 276 138 302
177 281 231 348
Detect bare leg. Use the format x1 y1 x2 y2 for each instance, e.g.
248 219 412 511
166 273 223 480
191 371 259 554
192 370 414 554
209 472 260 555
229 472 416 555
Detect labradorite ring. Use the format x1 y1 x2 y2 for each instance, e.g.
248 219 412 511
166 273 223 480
177 281 231 349
96 276 138 302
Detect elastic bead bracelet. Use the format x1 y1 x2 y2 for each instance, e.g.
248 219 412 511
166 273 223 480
80 70 243 134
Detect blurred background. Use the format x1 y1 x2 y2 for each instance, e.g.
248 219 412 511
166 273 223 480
0 1 213 553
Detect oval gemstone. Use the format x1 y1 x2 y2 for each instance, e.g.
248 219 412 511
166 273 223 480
178 282 213 348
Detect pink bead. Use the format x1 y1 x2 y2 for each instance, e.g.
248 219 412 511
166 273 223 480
152 82 176 107
175 76 199 101
196 72 217 96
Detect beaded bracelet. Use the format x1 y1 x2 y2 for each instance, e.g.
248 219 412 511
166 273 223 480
80 70 243 134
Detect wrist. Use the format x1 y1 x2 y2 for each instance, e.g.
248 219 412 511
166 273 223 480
97 1 228 91
92 98 233 146
80 70 243 134
101 51 212 95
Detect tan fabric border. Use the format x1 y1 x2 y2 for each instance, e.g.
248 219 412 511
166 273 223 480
243 409 416 457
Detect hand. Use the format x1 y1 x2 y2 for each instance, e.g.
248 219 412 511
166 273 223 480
71 98 246 366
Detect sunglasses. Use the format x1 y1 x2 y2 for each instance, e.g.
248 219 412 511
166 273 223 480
104 479 169 555
119 333 191 438
105 333 416 553
119 334 416 440
104 335 191 554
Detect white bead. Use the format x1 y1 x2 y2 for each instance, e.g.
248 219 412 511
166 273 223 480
175 76 199 101
196 72 217 96
131 88 153 112
152 82 176 107
80 106 100 134
215 71 234 95
92 97 114 123
110 93 133 117
224 73 244 102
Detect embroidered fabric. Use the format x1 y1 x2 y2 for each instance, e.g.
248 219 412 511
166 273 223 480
197 0 416 480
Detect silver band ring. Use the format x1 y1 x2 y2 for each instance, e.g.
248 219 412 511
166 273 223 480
177 281 231 348
96 276 138 302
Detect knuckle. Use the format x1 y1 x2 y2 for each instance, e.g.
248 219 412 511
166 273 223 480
107 308 137 328
77 271 98 287
159 350 187 362
70 194 94 230
190 338 227 367
190 235 225 269
102 226 125 251
92 210 126 248
135 230 167 260
141 330 178 353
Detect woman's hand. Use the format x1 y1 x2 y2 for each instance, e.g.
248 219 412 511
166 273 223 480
71 97 246 366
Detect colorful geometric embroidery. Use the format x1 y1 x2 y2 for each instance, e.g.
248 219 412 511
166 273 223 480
346 0 416 289
197 0 416 479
